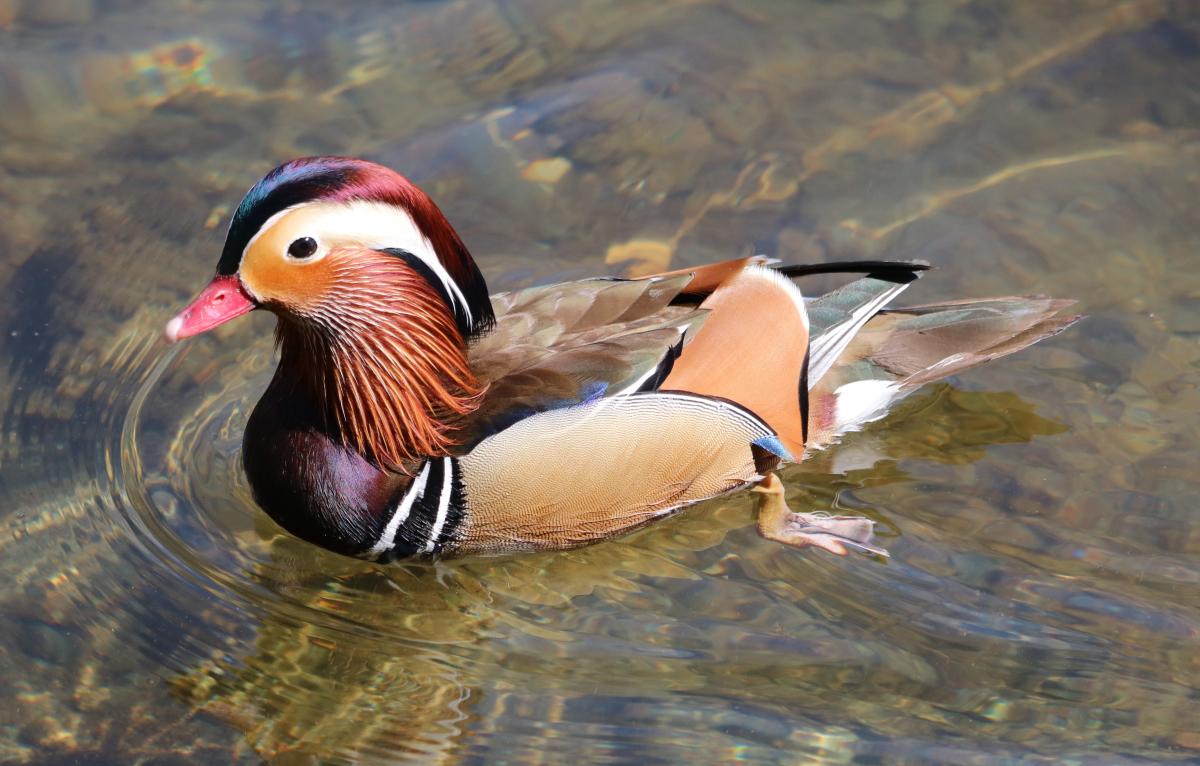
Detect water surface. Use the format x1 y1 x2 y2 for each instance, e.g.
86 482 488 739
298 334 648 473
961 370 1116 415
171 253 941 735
1 1 1198 763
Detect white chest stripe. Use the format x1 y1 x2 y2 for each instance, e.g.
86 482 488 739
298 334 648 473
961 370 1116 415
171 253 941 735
366 460 431 558
424 458 455 554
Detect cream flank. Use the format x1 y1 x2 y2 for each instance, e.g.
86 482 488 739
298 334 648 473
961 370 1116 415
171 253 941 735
162 157 1080 563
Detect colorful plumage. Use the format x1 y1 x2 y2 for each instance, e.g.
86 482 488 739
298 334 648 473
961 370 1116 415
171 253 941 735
166 156 1079 561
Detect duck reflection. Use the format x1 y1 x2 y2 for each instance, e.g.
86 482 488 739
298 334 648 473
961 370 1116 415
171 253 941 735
169 385 1068 762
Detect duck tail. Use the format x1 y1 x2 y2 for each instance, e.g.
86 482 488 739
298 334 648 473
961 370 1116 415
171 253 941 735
876 297 1081 388
807 296 1082 449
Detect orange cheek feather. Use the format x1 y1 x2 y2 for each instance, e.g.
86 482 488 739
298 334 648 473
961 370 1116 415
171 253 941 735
239 230 337 313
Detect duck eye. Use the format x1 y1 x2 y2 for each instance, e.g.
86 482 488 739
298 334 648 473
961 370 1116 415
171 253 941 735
287 237 318 260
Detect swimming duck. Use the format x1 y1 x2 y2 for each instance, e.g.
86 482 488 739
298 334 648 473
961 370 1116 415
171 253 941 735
165 156 1078 561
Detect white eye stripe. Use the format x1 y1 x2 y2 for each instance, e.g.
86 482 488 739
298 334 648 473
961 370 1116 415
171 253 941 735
244 200 471 324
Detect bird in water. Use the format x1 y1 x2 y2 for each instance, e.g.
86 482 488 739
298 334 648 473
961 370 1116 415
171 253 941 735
165 156 1078 562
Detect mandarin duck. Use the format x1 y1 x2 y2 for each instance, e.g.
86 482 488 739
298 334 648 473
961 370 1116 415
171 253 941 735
165 157 1078 561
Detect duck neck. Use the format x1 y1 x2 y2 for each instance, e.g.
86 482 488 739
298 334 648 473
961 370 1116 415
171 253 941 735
272 268 486 472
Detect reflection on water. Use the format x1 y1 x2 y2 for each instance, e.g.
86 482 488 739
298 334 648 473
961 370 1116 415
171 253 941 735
2 0 1198 762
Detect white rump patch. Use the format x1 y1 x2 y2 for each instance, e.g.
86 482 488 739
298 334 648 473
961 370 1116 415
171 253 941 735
833 379 901 434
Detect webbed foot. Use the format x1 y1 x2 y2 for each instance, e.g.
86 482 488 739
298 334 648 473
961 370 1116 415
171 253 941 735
753 473 889 558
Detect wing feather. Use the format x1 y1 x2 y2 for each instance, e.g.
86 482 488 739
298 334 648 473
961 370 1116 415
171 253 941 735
465 276 705 446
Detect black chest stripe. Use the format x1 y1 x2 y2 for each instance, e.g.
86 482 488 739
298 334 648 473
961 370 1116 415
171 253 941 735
370 458 465 561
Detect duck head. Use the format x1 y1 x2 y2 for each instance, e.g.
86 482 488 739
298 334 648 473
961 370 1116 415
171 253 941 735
166 156 494 470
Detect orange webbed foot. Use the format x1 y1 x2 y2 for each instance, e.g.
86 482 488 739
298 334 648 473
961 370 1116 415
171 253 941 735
752 473 889 558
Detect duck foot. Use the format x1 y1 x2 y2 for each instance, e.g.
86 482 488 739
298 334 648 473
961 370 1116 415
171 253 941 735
752 473 889 558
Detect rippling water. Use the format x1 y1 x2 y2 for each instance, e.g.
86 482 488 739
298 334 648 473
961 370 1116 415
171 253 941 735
2 1 1198 763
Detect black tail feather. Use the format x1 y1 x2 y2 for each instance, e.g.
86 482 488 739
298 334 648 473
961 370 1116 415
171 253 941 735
776 260 930 285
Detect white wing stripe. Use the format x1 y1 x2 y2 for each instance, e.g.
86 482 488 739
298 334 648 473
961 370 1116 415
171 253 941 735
808 283 908 386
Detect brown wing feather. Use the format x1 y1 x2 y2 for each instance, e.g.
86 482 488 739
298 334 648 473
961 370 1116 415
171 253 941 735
463 276 706 447
882 298 1080 387
661 266 810 458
